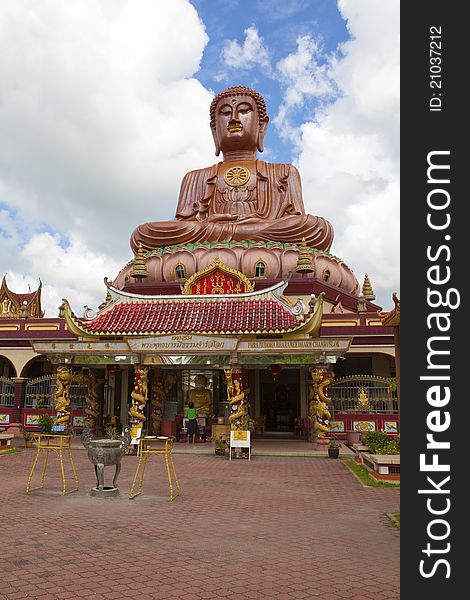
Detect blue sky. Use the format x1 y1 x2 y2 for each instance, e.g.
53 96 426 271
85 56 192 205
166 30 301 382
0 0 399 315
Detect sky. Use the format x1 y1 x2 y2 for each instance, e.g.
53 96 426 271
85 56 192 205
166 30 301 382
0 0 399 317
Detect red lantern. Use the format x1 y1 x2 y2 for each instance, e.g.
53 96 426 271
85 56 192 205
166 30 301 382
267 364 282 382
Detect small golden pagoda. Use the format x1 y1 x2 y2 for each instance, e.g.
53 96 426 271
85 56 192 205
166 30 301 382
295 238 315 275
362 273 376 301
130 244 149 281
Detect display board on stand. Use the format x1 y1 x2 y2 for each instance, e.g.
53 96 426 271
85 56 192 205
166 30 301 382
229 430 251 461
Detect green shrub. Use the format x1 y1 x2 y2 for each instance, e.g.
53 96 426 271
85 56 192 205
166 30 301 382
37 413 55 433
364 431 400 454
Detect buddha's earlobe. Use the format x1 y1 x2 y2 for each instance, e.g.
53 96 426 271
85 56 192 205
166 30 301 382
257 116 269 153
211 127 221 156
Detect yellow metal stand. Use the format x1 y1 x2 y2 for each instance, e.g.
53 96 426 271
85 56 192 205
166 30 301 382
129 436 180 501
26 434 79 496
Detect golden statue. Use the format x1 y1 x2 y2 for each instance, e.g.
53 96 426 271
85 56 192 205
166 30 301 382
131 86 333 252
54 365 73 427
357 387 370 410
188 374 212 415
129 367 149 428
223 368 234 401
309 368 334 439
224 369 250 430
85 370 99 430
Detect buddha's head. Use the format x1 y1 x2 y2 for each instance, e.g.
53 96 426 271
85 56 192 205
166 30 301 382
210 86 269 157
194 374 207 388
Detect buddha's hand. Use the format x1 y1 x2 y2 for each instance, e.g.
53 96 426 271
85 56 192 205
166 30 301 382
208 213 239 222
235 215 258 223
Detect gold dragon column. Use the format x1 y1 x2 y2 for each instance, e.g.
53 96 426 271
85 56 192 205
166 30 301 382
129 367 149 439
85 370 100 432
151 370 164 435
54 365 73 429
308 367 334 448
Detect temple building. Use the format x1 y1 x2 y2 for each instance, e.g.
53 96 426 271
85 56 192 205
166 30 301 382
0 86 398 440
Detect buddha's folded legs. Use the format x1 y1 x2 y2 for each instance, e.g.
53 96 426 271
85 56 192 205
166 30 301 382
131 214 333 253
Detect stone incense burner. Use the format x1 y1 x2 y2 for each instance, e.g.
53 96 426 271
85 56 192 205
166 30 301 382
81 424 131 497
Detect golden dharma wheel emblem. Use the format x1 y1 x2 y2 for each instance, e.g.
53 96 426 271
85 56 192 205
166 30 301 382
223 166 250 187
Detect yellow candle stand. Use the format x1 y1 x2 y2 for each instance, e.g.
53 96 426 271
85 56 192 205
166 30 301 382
129 436 180 501
26 433 79 496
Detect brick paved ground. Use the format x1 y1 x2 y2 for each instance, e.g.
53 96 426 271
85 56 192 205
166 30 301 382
0 448 399 600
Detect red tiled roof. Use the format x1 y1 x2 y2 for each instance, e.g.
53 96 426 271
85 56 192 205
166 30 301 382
74 298 302 335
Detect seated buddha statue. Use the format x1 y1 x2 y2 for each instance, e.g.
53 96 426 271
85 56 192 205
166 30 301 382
130 85 333 252
188 374 212 415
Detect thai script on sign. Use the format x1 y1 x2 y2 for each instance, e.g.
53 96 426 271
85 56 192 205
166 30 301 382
140 340 226 350
129 335 239 353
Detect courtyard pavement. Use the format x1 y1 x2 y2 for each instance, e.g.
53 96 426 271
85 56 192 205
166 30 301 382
0 446 399 600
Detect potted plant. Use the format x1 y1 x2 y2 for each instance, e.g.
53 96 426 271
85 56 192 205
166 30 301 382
37 413 55 434
21 428 36 448
211 434 228 456
328 435 340 458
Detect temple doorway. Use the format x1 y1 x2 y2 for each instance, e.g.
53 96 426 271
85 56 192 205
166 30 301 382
260 369 299 432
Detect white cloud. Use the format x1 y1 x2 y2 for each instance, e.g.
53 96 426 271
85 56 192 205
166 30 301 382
221 26 272 73
6 232 123 317
294 0 400 307
274 35 336 139
0 0 214 315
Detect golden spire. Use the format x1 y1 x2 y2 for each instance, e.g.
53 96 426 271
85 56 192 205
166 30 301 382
295 238 315 276
362 273 376 301
130 244 149 281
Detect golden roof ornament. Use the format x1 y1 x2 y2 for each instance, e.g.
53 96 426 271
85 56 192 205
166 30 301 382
130 243 149 281
98 291 113 311
180 256 254 295
1 274 42 319
357 293 367 313
19 300 29 319
295 238 315 275
330 295 344 314
362 273 376 301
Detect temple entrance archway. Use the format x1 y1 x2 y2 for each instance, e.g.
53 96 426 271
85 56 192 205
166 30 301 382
0 355 16 378
21 355 52 379
260 368 300 433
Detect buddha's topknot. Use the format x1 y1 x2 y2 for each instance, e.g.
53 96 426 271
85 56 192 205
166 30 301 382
210 86 267 129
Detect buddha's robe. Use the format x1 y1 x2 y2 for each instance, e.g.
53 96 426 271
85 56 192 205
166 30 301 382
130 160 334 252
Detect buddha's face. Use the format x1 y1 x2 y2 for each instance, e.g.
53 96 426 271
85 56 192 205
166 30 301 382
195 374 207 388
212 94 268 156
